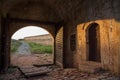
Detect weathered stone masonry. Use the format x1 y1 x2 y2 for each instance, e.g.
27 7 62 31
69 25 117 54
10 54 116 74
59 0 120 73
24 34 53 46
55 27 63 67
0 0 120 74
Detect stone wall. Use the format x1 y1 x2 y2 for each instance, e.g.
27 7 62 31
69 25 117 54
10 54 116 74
113 0 120 73
0 13 1 52
24 34 53 45
63 22 77 68
62 0 120 74
55 27 63 67
76 20 118 72
1 0 120 74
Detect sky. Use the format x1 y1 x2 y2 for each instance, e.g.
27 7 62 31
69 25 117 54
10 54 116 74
12 26 49 40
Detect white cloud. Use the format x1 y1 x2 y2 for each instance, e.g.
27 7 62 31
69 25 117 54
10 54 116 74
12 26 49 40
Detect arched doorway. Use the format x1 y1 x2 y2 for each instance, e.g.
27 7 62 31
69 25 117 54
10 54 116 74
87 23 101 62
11 26 54 67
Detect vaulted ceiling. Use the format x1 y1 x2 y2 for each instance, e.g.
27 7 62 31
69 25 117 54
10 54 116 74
1 0 84 22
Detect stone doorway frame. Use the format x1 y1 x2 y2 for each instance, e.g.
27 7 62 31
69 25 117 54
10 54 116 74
86 23 101 62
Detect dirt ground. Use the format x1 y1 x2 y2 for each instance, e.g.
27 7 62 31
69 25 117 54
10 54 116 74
0 54 120 80
11 53 53 67
0 66 119 80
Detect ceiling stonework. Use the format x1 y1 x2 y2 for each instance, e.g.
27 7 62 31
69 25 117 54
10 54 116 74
1 0 84 22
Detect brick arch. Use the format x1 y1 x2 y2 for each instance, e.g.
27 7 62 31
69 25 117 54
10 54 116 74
11 26 53 38
9 22 55 38
1 20 56 70
86 23 99 31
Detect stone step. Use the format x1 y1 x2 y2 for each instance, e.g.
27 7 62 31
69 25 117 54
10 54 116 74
24 70 49 77
18 66 51 78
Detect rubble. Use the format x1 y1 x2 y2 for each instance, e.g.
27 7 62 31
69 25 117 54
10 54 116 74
0 54 119 80
0 66 119 80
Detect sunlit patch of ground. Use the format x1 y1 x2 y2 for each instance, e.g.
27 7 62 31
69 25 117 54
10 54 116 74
11 54 53 67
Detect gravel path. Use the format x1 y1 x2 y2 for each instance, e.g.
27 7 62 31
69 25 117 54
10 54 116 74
15 41 31 55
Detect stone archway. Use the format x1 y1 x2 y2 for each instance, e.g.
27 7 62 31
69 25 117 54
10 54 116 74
0 17 57 72
11 26 54 67
86 23 101 62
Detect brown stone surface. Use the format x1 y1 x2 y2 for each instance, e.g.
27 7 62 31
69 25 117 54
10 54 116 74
24 34 53 46
55 27 63 67
0 0 120 75
11 54 53 67
0 66 120 80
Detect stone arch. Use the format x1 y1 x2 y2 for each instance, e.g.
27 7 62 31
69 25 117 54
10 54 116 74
86 23 101 62
9 22 55 38
2 20 56 68
11 26 52 39
10 26 54 66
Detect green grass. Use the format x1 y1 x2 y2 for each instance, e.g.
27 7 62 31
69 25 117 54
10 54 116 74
11 39 21 53
28 42 52 54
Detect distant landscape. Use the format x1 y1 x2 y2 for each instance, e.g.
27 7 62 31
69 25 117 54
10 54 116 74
11 39 52 54
11 39 53 67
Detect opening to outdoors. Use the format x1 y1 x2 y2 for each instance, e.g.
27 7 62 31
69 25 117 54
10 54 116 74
87 23 101 62
11 26 54 67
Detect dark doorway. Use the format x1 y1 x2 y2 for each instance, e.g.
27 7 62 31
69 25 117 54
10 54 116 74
87 23 101 62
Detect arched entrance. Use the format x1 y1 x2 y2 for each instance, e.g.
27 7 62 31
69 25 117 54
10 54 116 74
87 23 101 62
11 26 54 67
